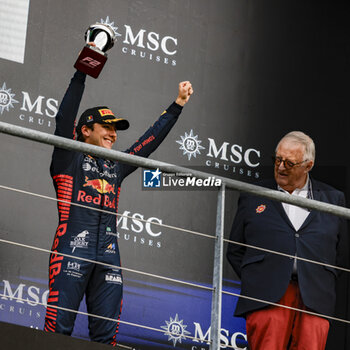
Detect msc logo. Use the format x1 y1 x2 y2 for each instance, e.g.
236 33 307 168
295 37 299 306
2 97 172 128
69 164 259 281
143 168 162 188
123 25 177 55
176 130 261 179
98 16 178 66
0 82 19 114
161 314 191 347
1 279 49 307
0 81 58 128
176 129 205 161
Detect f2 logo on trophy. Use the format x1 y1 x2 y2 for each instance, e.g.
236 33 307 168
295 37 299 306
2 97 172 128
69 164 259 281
74 17 121 78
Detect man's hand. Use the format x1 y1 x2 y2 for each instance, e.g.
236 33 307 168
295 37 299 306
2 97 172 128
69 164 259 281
175 81 193 106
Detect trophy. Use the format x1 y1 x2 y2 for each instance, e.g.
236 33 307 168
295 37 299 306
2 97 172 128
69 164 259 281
74 21 119 78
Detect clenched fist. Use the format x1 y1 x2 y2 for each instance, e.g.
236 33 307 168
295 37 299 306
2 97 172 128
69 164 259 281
176 81 193 106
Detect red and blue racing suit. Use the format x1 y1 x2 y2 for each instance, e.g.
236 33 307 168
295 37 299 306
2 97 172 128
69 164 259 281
44 71 183 345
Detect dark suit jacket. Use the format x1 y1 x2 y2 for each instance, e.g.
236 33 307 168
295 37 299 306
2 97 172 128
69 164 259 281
226 178 347 318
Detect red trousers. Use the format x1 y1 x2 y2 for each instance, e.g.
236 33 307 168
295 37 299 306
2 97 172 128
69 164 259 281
246 281 329 350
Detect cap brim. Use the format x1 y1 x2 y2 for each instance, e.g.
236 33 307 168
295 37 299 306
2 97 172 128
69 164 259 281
115 119 130 130
101 117 130 130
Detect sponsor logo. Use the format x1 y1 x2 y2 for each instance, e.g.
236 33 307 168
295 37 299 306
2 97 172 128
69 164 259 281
0 82 19 114
64 261 83 278
82 157 117 178
161 314 248 349
78 177 117 209
99 108 113 117
106 226 118 236
77 190 116 209
117 210 163 249
0 279 48 329
161 314 191 347
49 223 67 291
143 168 162 188
82 162 92 172
177 130 261 179
19 91 58 128
176 130 205 161
105 243 116 254
0 280 49 307
84 156 98 166
100 16 177 66
103 161 116 169
105 273 122 284
70 230 89 253
83 176 116 194
192 322 247 349
130 135 155 155
67 261 81 271
0 82 58 128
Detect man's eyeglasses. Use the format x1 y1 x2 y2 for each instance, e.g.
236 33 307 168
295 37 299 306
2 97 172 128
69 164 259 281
272 156 308 169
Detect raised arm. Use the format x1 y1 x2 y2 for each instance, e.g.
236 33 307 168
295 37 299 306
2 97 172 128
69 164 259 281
119 81 193 179
50 70 86 175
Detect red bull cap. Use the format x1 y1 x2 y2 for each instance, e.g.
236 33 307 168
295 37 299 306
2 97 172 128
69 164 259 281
77 106 130 134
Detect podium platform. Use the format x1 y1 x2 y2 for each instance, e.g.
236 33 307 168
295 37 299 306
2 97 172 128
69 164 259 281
0 322 127 349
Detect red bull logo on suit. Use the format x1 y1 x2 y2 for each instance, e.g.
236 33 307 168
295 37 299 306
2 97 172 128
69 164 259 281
83 177 116 194
77 177 117 209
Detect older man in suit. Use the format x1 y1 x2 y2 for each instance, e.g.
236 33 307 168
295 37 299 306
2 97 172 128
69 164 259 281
227 131 347 350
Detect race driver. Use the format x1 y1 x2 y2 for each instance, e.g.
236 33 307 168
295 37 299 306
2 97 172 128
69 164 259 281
44 60 193 345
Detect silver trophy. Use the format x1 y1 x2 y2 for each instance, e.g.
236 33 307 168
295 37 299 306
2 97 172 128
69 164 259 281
84 23 117 53
74 18 121 78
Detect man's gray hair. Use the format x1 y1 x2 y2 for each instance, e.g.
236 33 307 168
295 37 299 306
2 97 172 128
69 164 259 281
276 131 315 163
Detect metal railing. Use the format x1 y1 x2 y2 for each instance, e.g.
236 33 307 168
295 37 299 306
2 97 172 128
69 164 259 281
1 120 350 350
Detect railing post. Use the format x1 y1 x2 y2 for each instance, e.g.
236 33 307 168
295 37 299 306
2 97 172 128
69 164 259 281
210 184 226 350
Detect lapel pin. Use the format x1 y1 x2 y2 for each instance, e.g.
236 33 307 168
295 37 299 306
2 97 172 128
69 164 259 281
256 204 266 214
